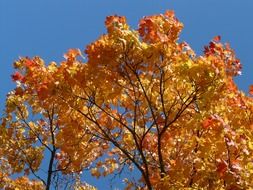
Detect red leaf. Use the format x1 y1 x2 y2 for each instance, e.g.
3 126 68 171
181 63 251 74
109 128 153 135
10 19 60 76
249 85 253 95
216 160 227 176
25 58 34 67
37 85 49 100
209 41 216 49
11 71 24 81
14 87 23 96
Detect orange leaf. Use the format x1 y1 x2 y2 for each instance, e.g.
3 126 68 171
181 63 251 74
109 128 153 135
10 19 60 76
165 10 175 18
105 15 127 33
64 49 81 61
213 35 221 42
202 117 214 129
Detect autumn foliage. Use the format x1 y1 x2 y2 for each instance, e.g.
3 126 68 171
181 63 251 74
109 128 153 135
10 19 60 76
1 10 253 189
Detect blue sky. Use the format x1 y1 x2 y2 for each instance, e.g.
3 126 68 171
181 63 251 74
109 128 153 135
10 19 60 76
1 0 253 189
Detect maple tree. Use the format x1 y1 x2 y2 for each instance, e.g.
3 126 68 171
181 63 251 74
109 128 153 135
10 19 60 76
1 10 253 189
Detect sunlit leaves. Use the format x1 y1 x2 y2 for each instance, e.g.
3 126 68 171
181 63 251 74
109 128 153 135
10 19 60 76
64 48 82 62
139 10 183 43
2 177 44 190
105 15 128 34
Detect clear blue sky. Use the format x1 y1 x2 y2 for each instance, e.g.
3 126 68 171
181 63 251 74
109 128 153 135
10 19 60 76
1 0 253 189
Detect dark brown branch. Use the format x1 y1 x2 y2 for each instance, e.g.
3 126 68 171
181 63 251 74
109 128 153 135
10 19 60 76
46 106 57 190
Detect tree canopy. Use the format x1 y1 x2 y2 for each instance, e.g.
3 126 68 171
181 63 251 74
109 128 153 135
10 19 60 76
1 10 253 190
